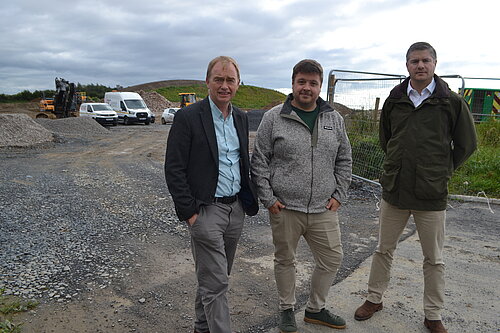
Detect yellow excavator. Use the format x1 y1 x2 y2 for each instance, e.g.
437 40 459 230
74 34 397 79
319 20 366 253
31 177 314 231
37 78 86 118
179 93 196 108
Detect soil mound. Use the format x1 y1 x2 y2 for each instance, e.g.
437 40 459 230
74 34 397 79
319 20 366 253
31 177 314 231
0 114 54 147
35 117 110 138
137 90 176 114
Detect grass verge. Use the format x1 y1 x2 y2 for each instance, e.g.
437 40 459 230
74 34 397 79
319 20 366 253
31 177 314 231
0 289 38 333
449 120 500 198
156 85 286 109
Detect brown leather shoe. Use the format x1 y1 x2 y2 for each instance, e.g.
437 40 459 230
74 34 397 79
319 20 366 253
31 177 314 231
354 300 383 321
424 318 448 333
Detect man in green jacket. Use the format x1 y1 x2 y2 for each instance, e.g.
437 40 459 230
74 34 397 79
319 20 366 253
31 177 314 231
354 42 477 333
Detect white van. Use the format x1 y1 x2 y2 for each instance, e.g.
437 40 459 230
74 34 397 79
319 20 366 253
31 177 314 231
79 103 118 126
104 92 155 125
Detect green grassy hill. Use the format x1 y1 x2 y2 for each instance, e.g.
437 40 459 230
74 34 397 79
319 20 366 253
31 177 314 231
156 85 286 110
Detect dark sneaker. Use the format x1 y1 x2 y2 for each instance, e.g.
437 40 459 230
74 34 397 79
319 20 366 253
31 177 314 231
279 308 298 333
304 308 346 329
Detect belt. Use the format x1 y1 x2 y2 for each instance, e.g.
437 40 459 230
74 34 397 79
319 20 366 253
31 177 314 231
213 195 238 204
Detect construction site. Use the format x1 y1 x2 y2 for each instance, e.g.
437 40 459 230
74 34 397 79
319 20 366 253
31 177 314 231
0 79 498 333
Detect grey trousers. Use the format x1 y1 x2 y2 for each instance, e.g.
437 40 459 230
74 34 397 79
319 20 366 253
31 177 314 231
190 200 244 333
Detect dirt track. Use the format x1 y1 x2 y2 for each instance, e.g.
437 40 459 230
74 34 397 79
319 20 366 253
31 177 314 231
1 122 390 333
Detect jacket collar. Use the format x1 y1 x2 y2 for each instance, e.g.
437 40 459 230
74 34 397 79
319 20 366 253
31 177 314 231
199 98 218 164
280 93 334 115
389 74 450 99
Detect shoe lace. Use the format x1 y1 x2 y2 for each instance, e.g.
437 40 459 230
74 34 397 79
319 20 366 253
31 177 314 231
323 309 340 320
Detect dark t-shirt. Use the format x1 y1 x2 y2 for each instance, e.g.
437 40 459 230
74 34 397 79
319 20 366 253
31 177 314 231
292 104 319 132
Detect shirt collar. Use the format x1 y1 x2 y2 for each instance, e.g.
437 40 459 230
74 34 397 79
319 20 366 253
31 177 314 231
209 96 232 120
407 77 436 95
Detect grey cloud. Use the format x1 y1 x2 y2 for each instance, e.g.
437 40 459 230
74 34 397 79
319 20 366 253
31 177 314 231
3 0 495 95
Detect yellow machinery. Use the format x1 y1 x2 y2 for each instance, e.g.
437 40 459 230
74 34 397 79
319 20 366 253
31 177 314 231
38 97 55 115
36 77 82 119
179 93 196 108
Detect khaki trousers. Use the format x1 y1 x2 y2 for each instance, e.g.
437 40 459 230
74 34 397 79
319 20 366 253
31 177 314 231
367 199 446 320
270 208 343 312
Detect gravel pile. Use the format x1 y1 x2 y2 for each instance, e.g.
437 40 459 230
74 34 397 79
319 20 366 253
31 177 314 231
0 114 54 147
137 90 177 114
35 117 111 138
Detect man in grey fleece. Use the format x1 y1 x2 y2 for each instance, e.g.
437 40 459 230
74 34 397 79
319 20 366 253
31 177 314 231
251 59 352 332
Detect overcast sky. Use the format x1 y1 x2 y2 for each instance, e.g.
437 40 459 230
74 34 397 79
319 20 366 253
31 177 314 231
2 0 500 96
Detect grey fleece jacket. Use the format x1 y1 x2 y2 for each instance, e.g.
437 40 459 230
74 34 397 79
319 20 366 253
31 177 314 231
251 94 352 213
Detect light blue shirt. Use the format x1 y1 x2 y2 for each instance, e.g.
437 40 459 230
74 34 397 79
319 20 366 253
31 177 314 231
209 96 241 197
408 78 436 107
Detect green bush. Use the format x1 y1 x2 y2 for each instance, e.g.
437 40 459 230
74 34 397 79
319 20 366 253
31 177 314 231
346 111 384 180
347 114 499 198
475 119 499 147
449 120 500 198
0 83 119 103
0 90 54 103
351 140 384 180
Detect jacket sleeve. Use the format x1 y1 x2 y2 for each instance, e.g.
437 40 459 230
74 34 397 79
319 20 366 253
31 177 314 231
379 100 391 154
332 116 352 203
451 97 477 170
164 110 196 221
250 111 278 208
235 109 259 216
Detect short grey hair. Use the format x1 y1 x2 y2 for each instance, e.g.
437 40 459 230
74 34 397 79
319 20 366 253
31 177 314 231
206 56 240 81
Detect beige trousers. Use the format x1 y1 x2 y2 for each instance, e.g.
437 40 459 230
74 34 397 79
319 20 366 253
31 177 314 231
367 199 446 320
269 208 343 312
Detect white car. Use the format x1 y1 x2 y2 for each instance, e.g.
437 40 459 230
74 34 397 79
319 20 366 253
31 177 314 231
161 108 179 124
79 103 118 126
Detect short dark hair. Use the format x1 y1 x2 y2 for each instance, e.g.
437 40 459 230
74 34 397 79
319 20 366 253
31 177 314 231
206 56 240 81
406 42 437 61
292 59 323 84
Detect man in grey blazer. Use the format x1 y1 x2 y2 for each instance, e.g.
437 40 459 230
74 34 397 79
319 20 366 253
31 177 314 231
165 56 258 333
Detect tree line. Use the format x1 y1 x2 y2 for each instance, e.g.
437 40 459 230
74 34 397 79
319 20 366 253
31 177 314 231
0 83 121 103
